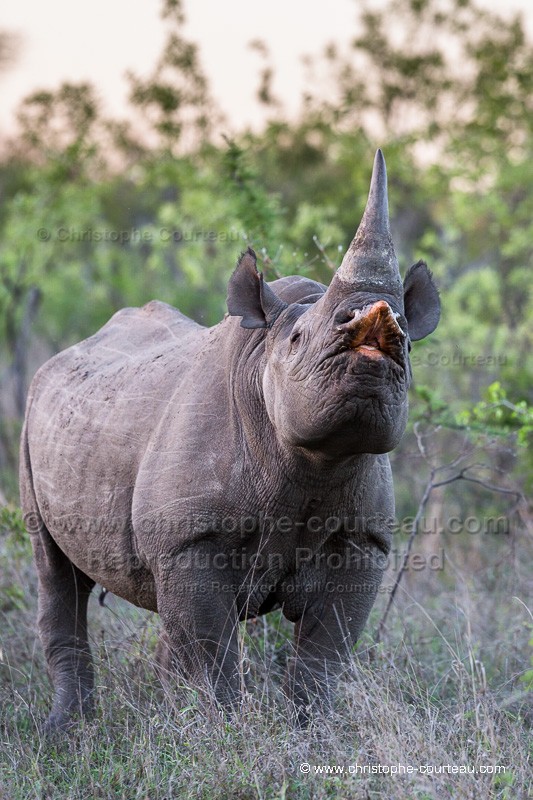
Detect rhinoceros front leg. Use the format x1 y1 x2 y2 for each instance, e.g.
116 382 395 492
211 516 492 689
286 538 388 722
32 523 95 731
155 542 241 708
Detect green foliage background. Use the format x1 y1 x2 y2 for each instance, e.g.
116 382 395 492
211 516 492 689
0 5 532 795
0 0 531 519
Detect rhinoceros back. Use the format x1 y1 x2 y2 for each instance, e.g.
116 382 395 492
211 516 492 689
21 300 206 603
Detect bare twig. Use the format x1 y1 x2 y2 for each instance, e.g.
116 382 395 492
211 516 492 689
312 235 338 272
376 454 524 643
376 469 435 643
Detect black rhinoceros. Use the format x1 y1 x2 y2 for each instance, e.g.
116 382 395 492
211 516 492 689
20 150 440 729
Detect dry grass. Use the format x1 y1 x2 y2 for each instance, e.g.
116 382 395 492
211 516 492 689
1 508 531 800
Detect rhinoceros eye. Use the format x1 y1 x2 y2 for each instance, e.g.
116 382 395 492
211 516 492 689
290 330 301 348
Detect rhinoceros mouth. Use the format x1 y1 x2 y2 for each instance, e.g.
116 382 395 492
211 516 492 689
337 300 406 362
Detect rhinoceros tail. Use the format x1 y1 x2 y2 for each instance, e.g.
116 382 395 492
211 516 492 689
19 405 46 539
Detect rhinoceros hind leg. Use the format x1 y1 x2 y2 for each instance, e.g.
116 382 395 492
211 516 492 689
33 522 95 732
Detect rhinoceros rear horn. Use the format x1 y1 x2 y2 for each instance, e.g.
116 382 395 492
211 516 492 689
227 248 287 329
333 149 403 296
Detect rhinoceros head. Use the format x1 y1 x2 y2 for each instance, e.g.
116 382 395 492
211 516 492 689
227 149 440 457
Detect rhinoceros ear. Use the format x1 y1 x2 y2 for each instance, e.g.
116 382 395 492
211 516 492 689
227 248 287 329
403 260 441 341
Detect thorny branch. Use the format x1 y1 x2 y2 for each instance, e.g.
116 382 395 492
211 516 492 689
375 427 524 643
312 235 338 272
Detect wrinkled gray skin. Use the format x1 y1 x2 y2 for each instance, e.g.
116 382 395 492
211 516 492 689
20 150 440 730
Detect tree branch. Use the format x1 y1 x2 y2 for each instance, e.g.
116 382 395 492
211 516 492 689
375 455 523 643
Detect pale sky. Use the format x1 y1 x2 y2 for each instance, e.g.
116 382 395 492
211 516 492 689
1 0 532 139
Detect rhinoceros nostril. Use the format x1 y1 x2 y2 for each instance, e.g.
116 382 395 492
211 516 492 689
334 308 356 327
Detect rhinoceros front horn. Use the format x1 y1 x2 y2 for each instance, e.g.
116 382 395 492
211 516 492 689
332 149 403 296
